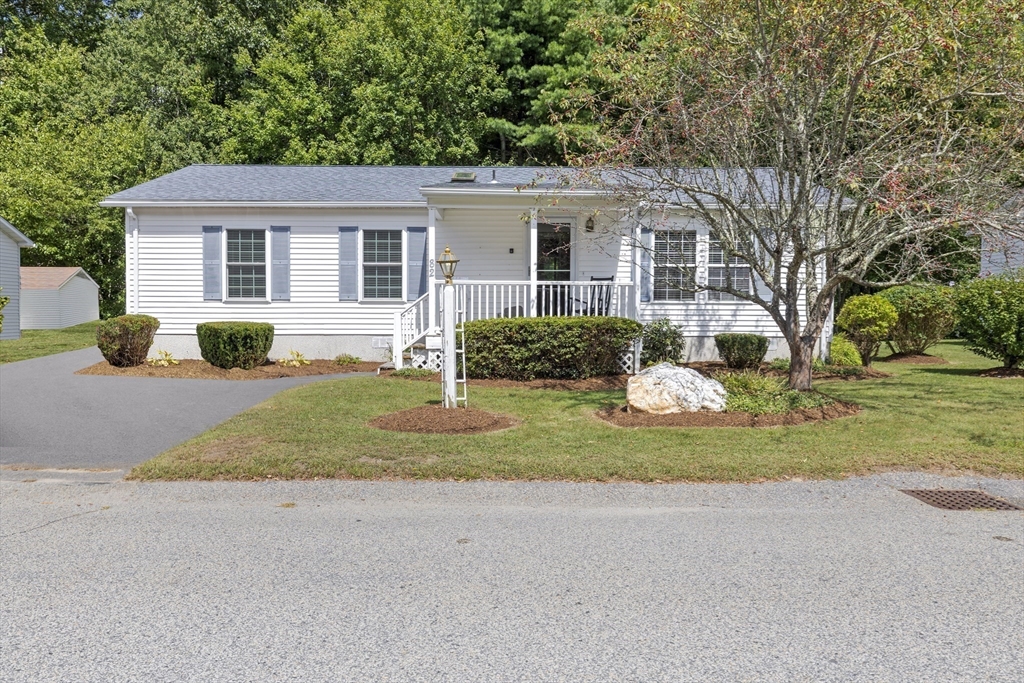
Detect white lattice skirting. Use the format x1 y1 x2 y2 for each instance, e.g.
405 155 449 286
411 348 636 374
409 349 443 372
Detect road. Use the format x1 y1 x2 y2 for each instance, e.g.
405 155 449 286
2 471 1022 682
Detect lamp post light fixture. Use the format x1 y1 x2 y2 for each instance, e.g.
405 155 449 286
437 246 459 284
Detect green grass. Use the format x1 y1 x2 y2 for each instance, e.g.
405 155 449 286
129 341 1023 483
718 370 833 414
0 321 99 364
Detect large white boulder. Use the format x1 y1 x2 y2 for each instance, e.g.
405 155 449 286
626 363 727 414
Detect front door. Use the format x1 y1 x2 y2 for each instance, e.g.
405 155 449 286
537 222 572 314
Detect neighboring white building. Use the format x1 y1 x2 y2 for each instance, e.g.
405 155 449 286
981 192 1024 276
20 267 100 329
100 165 831 364
0 217 35 340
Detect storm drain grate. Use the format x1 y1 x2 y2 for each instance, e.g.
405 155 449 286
900 489 1023 511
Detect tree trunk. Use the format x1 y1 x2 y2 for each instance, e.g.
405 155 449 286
788 336 816 391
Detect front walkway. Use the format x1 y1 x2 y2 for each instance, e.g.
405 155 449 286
0 348 372 470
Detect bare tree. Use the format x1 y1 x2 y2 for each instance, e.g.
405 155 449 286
564 0 1024 389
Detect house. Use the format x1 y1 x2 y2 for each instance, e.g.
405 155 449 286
981 192 1024 276
0 217 35 340
100 165 831 366
20 267 100 329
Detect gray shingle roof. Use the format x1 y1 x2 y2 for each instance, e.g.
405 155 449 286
101 165 559 205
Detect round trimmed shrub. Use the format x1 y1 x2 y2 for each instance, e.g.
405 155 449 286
954 273 1024 368
197 322 275 370
828 332 862 367
877 285 956 355
96 315 160 367
640 318 686 365
714 333 769 369
464 316 642 380
835 294 898 366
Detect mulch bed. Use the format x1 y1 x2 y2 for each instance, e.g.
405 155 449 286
369 405 518 434
381 370 629 391
76 359 380 380
687 360 890 381
595 401 860 428
879 353 949 365
977 367 1024 379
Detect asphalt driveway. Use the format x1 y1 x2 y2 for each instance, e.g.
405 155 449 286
0 348 372 470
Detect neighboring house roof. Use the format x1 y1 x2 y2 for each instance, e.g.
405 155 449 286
0 217 35 248
99 164 830 208
20 267 98 290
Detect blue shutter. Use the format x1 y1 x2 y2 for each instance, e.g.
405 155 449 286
406 226 427 301
270 226 290 301
339 226 359 300
640 227 653 303
203 226 222 300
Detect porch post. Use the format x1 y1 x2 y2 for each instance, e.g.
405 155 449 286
529 208 538 317
427 207 438 331
632 209 641 320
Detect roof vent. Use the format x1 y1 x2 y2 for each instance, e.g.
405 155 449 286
451 171 476 183
489 170 498 184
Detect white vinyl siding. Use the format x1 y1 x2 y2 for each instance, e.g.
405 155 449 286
0 231 22 339
59 275 100 326
132 207 427 336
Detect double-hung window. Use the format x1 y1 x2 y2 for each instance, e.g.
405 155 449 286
653 230 697 301
226 229 266 299
708 237 752 302
363 229 403 299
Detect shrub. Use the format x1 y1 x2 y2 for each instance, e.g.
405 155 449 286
829 332 862 366
464 316 643 380
147 350 179 367
714 333 769 369
835 295 897 366
640 318 686 365
954 273 1024 368
877 285 956 355
0 288 9 334
96 315 160 367
278 350 310 367
391 367 436 378
334 353 362 365
196 322 274 370
717 371 833 415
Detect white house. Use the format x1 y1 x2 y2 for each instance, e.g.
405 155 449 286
100 165 831 365
0 217 36 340
19 267 100 329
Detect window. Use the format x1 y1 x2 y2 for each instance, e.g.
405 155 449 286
653 230 696 301
227 229 266 298
363 229 403 299
708 237 752 302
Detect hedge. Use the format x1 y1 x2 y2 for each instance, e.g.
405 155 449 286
714 333 769 369
463 316 642 380
835 294 898 366
96 315 160 367
954 273 1024 368
197 322 275 370
828 333 862 366
877 285 956 355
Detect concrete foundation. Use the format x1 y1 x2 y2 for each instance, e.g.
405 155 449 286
149 334 391 362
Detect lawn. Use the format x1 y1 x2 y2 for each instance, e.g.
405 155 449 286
129 341 1023 483
0 321 99 364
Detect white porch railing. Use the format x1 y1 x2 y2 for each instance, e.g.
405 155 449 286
393 280 636 369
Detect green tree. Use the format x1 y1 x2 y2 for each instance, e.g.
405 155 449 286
462 0 633 163
222 0 500 165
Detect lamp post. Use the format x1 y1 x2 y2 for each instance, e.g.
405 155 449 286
437 246 460 408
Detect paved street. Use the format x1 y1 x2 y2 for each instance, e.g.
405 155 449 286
0 348 373 469
2 472 1022 682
